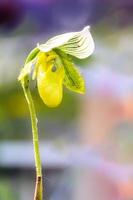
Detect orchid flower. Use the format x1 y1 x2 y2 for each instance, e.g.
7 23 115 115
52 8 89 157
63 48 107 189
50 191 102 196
18 26 94 107
18 26 94 200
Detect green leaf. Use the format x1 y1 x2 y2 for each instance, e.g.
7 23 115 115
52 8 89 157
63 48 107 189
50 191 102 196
61 56 85 94
37 26 94 59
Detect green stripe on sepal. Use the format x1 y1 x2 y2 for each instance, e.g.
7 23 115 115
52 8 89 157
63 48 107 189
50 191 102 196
61 57 85 94
59 26 94 59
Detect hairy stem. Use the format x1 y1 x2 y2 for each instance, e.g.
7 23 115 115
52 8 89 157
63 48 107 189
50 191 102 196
21 80 43 200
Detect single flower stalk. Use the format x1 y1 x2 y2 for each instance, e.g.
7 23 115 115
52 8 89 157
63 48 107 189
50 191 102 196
18 26 94 200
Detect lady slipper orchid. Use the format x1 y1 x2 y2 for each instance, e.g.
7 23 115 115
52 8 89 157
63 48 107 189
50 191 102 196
18 26 94 107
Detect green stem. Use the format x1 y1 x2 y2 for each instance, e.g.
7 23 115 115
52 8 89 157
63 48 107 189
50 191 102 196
21 80 43 200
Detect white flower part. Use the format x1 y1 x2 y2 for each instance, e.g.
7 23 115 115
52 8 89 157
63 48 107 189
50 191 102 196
18 58 36 81
37 26 95 59
18 61 33 81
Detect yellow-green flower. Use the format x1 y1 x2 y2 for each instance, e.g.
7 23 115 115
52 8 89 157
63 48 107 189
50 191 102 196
18 26 94 107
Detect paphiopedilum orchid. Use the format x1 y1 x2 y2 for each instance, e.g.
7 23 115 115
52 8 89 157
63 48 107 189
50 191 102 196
18 26 94 200
18 26 94 107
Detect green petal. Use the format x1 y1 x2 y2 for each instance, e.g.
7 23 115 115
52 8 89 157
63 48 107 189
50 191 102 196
61 57 85 94
25 47 40 64
18 61 33 81
18 47 40 81
37 26 94 59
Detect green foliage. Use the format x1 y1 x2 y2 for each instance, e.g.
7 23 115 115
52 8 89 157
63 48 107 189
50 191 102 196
0 179 17 200
0 84 79 140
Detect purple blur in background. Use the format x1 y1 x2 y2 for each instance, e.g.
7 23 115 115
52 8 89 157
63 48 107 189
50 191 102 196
0 0 133 200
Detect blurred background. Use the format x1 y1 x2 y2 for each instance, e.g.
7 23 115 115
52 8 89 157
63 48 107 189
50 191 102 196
0 0 133 199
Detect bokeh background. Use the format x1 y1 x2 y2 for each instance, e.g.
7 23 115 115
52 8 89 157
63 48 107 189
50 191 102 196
0 0 133 199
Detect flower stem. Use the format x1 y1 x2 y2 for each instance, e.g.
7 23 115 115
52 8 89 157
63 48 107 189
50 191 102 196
21 79 43 200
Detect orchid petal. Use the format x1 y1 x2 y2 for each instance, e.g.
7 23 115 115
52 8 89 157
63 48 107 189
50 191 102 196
38 26 94 59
